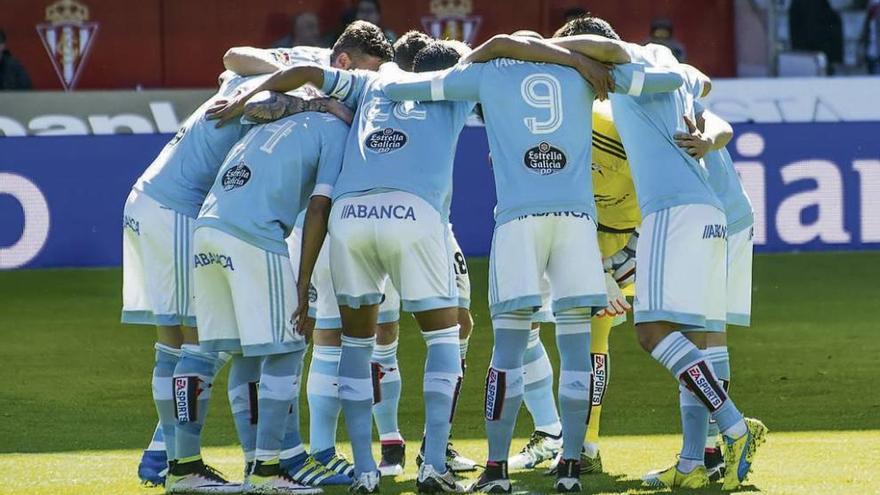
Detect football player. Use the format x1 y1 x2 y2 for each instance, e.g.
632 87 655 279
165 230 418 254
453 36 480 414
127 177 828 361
208 42 474 494
553 16 767 491
381 33 683 493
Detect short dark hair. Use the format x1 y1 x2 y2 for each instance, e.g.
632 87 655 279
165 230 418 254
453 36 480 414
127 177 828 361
393 30 432 70
563 7 587 20
331 20 393 62
413 41 461 73
553 15 620 40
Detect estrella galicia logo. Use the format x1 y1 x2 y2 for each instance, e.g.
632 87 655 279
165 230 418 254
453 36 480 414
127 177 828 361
524 141 567 175
365 127 408 154
222 162 251 191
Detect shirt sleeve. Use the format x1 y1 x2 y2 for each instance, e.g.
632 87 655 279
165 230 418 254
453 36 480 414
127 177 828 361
320 68 369 109
679 64 706 100
611 63 684 96
313 123 347 198
382 62 484 102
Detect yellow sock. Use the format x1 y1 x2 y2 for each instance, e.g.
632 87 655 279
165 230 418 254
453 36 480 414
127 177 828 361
586 314 613 446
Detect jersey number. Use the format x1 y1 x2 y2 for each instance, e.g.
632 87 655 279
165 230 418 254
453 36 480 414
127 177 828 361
521 74 563 134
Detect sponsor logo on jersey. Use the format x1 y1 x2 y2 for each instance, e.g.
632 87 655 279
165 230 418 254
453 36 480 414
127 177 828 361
484 367 506 421
123 215 140 235
524 141 567 175
340 204 417 220
365 127 408 154
222 162 251 191
591 353 608 406
36 0 99 91
193 252 235 271
174 376 199 423
702 224 727 239
518 211 591 220
681 361 726 411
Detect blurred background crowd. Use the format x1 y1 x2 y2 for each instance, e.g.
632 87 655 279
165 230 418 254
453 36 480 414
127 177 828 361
1 0 878 92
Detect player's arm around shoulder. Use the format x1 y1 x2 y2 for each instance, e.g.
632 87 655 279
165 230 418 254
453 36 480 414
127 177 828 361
206 64 327 127
223 46 286 76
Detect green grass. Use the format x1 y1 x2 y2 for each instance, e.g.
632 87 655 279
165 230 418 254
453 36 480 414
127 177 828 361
1 252 879 494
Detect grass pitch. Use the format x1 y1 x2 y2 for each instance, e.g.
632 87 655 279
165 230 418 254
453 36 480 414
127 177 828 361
1 252 879 494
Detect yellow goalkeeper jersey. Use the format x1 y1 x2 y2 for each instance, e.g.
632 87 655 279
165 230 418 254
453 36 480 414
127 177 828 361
592 100 641 234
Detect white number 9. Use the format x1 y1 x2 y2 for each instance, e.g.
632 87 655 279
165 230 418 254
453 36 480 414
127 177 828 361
521 74 563 134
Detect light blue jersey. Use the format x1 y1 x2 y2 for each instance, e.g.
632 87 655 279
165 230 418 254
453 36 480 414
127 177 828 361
135 73 269 218
693 100 753 234
196 112 348 256
319 63 474 220
609 44 723 216
382 59 683 225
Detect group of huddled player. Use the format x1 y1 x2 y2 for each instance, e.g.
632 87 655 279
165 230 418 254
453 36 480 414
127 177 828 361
122 13 766 495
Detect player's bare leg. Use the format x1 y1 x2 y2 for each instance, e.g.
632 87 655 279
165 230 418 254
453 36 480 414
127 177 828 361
412 307 467 492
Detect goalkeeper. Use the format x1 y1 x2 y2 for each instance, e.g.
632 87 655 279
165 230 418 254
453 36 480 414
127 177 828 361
542 99 639 475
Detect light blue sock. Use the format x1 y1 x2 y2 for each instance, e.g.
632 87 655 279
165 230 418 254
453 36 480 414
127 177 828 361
679 385 709 471
339 335 377 475
371 339 403 444
522 328 561 436
307 344 342 454
280 350 307 462
705 346 731 444
651 332 746 438
152 344 179 459
172 345 219 461
555 308 593 461
485 311 531 462
145 422 165 452
227 354 261 462
422 326 463 472
256 350 303 462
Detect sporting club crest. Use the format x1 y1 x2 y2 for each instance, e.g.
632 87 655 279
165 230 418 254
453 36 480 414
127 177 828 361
422 0 482 45
36 0 99 90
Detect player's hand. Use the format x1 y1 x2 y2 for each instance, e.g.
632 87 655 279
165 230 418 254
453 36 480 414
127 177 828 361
315 98 355 125
674 115 713 159
575 55 613 101
604 231 638 287
597 272 631 317
206 96 248 128
291 283 311 337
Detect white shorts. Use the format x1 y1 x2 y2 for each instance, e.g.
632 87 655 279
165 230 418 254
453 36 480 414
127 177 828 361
194 226 305 356
448 224 471 309
488 212 607 318
634 204 727 331
285 232 400 330
329 191 458 312
121 189 197 327
726 226 753 326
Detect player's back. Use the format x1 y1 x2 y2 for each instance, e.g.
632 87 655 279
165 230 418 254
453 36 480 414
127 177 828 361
476 59 595 224
704 147 753 233
331 65 473 220
135 73 269 218
610 44 721 216
197 111 348 255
